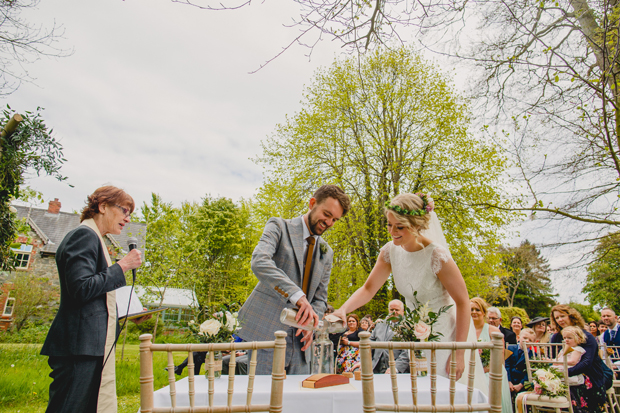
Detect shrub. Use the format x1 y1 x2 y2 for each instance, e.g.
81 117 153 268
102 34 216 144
497 307 529 328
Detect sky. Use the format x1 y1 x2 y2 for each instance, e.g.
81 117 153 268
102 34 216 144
7 0 588 303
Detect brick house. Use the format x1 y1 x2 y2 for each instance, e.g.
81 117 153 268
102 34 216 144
0 199 146 331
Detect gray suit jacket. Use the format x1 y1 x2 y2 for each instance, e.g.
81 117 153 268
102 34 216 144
238 217 332 360
370 322 410 373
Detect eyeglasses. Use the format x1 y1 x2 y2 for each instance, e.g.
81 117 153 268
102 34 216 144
488 317 500 321
115 204 131 218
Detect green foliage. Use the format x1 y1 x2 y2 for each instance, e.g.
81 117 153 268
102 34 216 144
568 302 600 323
0 344 188 412
2 274 59 332
583 232 620 310
0 323 50 344
496 306 530 328
497 240 556 317
139 194 259 320
254 47 515 313
0 106 67 271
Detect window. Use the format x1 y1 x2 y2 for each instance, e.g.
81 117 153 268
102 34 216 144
11 244 32 269
3 292 14 317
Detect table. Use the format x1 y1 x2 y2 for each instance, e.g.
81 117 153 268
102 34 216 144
152 374 488 412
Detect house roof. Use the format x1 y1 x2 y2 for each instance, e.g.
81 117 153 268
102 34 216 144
135 286 198 308
13 204 146 255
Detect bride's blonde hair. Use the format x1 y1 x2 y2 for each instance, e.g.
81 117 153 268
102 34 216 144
384 193 433 238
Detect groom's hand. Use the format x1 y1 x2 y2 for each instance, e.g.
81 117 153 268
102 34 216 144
295 296 319 328
297 328 314 351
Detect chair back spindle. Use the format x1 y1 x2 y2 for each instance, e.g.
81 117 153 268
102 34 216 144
358 331 504 413
138 330 287 413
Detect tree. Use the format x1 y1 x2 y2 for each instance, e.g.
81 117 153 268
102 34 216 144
583 232 620 309
254 47 515 316
498 240 557 317
1 106 66 271
180 0 620 249
6 273 58 332
139 193 258 330
186 196 258 311
0 0 70 95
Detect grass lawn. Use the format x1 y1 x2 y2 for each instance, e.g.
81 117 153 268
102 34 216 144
0 343 194 412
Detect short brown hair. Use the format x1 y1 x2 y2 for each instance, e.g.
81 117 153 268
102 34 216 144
550 304 586 332
80 186 135 222
347 313 360 328
313 185 351 216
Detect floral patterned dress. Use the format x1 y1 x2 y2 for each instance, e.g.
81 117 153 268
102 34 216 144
335 329 361 374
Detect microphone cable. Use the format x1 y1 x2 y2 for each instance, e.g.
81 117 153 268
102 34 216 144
102 238 138 370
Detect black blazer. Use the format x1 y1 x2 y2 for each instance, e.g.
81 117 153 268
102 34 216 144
41 226 126 357
499 325 517 345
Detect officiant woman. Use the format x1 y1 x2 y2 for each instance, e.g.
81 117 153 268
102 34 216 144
41 186 145 413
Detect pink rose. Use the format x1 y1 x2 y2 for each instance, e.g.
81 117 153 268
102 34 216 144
534 384 542 395
414 321 431 341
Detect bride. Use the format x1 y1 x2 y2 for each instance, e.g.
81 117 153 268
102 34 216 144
333 193 483 385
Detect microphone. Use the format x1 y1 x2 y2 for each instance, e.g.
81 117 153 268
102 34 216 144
127 237 138 283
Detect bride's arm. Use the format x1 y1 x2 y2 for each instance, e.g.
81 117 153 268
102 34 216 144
436 259 470 343
332 250 392 322
436 258 470 379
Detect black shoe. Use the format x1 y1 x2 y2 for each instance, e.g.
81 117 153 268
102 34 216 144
174 366 183 376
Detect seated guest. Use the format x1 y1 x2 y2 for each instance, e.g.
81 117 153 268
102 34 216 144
222 351 248 375
336 314 362 373
527 316 550 343
598 321 608 346
511 316 523 339
588 321 600 338
372 300 410 374
505 328 536 399
487 307 517 345
360 317 372 332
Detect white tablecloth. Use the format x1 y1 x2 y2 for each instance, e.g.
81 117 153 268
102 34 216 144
152 374 488 412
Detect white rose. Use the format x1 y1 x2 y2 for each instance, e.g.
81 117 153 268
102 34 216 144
225 311 239 331
414 321 431 341
546 378 560 393
200 319 222 336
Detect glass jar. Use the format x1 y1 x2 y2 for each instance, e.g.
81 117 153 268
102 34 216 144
311 330 334 374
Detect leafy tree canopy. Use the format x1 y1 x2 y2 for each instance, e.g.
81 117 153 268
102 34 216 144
253 47 516 316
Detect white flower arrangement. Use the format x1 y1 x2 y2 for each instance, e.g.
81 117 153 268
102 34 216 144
526 366 568 398
189 309 240 344
387 291 452 343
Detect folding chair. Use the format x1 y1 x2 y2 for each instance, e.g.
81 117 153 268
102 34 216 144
358 331 504 412
139 330 287 413
521 341 572 413
601 343 620 413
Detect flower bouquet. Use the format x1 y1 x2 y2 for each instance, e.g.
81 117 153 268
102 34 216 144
386 291 453 376
525 367 568 398
188 310 239 378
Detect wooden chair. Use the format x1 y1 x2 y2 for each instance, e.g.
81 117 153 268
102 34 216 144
521 341 572 413
601 344 620 413
358 331 505 413
139 330 287 413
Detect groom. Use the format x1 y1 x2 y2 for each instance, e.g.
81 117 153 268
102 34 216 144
238 185 351 374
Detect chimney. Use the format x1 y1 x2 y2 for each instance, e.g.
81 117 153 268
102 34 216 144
48 198 61 214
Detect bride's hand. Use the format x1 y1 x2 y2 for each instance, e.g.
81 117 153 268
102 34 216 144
332 308 347 323
445 351 465 381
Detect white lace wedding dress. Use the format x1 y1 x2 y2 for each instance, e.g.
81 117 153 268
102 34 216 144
381 241 488 394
